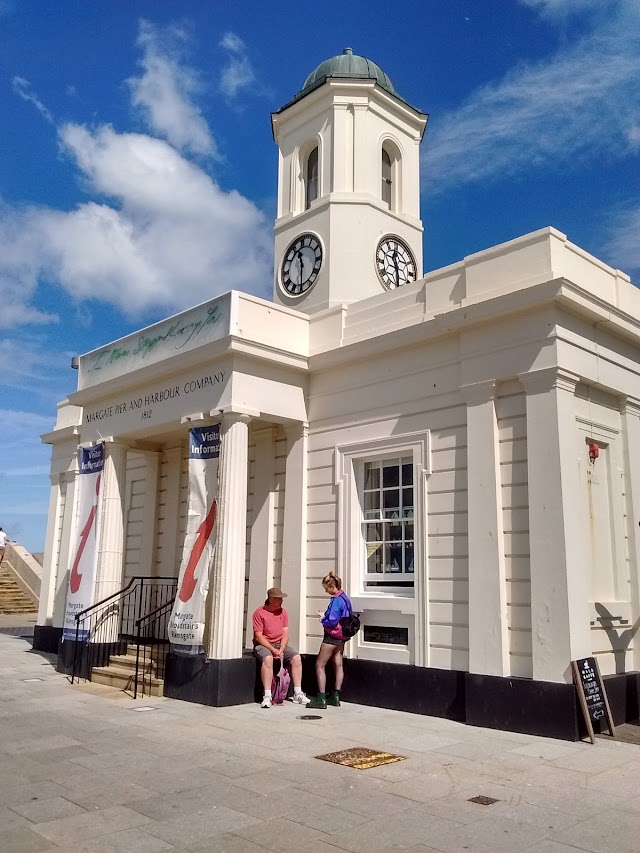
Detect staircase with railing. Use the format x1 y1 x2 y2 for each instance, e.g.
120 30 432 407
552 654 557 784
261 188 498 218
67 576 177 697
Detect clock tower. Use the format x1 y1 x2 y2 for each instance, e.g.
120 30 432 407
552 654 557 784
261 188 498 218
271 48 427 313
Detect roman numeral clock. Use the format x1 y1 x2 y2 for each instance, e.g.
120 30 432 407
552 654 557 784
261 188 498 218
280 233 323 297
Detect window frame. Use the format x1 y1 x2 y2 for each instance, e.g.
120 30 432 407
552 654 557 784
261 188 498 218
361 455 416 588
335 431 430 588
305 145 319 210
380 139 402 213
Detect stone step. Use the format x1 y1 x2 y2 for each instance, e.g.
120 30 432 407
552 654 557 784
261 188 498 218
91 665 164 697
108 653 156 673
0 566 37 614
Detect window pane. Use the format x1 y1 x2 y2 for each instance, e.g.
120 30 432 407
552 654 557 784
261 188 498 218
383 490 400 514
365 522 382 541
404 543 414 572
367 543 383 573
402 488 413 511
305 147 319 209
364 491 380 513
364 463 380 490
388 521 403 541
404 523 414 541
387 543 403 572
382 461 399 487
382 148 392 208
402 462 413 485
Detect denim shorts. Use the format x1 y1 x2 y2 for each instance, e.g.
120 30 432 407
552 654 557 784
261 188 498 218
322 633 345 648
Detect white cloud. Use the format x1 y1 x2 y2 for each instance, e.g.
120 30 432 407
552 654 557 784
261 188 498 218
219 32 256 100
12 76 54 124
0 29 273 326
518 0 612 17
605 206 640 279
128 19 216 157
423 3 640 194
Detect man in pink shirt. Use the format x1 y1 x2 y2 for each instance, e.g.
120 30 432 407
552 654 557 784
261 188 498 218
252 587 308 708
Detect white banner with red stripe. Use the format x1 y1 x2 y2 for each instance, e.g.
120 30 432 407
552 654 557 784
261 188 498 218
168 425 220 650
62 443 104 641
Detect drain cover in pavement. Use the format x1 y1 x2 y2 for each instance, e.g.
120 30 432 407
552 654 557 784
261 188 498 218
299 715 323 720
316 747 406 770
468 795 500 806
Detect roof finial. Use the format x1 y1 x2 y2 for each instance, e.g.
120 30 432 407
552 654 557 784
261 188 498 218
343 47 353 55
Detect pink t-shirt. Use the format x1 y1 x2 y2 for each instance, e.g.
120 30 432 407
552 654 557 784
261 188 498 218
252 605 289 644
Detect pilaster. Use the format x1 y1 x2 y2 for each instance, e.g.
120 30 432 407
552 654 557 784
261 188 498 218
207 412 251 659
280 423 309 652
519 367 591 682
460 380 509 677
158 447 182 578
620 396 640 671
245 426 276 648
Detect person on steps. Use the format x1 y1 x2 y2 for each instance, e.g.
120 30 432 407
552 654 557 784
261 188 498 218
307 571 352 710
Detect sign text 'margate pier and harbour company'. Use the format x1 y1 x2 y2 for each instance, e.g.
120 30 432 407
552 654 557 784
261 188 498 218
84 371 226 426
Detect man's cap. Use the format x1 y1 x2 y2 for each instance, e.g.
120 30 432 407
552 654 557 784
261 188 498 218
267 587 287 598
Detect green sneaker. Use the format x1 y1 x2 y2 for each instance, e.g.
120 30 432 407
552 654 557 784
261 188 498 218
306 693 327 710
326 691 341 707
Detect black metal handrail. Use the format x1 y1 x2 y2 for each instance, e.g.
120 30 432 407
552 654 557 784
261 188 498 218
70 576 177 685
133 597 175 698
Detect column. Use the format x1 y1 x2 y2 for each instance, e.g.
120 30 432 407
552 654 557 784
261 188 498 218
245 426 276 648
620 397 640 671
280 423 308 652
519 368 591 682
37 474 64 627
95 441 128 604
207 412 251 659
52 471 79 627
461 381 509 677
137 451 160 577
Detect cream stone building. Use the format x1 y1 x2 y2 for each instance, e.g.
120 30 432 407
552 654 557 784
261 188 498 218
35 50 640 738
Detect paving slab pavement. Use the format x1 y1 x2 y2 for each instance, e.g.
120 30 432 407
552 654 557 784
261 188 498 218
2 629 640 852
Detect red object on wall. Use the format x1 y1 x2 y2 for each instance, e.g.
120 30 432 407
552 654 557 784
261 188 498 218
588 442 600 461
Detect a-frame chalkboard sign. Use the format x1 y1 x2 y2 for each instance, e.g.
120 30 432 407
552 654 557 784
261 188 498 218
571 657 615 744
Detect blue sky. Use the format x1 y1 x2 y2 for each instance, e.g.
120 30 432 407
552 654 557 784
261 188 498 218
0 0 638 553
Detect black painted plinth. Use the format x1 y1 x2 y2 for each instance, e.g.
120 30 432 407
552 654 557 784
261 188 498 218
465 673 580 740
32 625 62 654
164 652 256 706
598 671 640 733
339 658 466 722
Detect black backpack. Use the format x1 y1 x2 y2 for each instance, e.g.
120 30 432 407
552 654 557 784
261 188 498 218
339 598 361 638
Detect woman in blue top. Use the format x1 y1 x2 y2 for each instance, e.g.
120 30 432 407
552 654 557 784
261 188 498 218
306 571 352 709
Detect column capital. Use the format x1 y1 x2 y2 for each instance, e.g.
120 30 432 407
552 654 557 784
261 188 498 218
620 396 640 419
99 437 132 451
518 367 580 396
460 380 496 406
211 405 259 425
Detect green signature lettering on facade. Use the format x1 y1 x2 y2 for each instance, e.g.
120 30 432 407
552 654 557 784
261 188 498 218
87 305 222 373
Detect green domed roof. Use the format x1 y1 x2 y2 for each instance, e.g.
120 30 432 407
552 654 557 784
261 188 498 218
298 48 397 98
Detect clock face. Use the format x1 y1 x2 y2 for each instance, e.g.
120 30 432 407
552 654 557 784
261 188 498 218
280 233 323 296
376 236 417 290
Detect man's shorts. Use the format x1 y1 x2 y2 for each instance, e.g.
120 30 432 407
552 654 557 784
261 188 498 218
253 643 298 663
